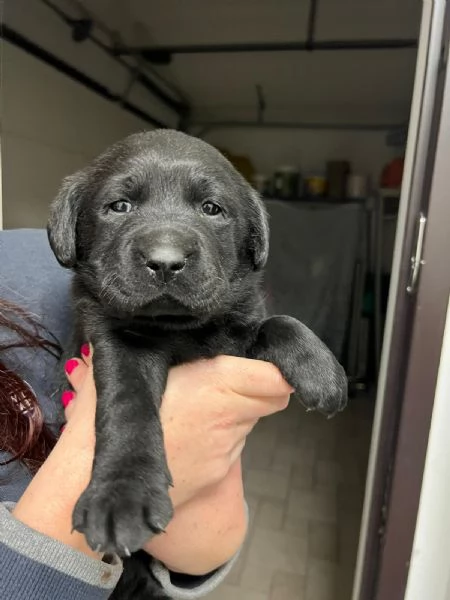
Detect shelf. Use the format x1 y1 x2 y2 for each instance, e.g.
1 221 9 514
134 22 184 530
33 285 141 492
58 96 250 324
379 187 401 198
263 195 367 204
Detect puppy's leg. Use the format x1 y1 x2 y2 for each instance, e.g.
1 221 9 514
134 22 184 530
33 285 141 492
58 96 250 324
248 315 348 416
72 336 173 556
111 554 169 600
55 328 84 391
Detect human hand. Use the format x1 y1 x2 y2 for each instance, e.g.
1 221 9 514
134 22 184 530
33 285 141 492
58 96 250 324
63 351 292 508
159 355 293 507
61 350 292 573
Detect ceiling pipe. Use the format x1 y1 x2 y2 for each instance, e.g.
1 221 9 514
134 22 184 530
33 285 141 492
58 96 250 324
115 0 415 64
64 0 191 108
115 38 417 64
256 84 266 124
39 0 189 116
192 120 404 138
0 24 167 129
306 0 318 50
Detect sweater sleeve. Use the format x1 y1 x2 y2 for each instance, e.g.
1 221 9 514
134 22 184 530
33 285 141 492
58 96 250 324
0 502 123 600
0 501 243 599
151 552 241 599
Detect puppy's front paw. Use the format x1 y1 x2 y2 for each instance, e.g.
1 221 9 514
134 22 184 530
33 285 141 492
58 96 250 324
250 315 348 417
72 471 174 556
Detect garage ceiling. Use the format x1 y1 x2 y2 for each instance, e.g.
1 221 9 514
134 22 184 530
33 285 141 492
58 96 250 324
69 0 423 126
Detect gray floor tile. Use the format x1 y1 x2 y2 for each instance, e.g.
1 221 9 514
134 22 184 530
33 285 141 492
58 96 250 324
316 460 344 489
291 462 315 491
287 489 337 523
308 522 338 562
270 571 306 599
255 499 285 531
240 562 275 594
245 468 291 500
207 395 374 599
273 444 316 470
305 559 337 600
247 528 308 575
283 514 310 538
207 584 268 600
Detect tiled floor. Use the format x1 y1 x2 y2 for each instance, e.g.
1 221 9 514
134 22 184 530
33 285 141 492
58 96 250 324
206 394 374 600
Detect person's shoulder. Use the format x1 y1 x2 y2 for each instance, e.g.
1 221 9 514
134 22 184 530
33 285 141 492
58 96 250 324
0 228 73 336
0 227 65 278
0 228 53 260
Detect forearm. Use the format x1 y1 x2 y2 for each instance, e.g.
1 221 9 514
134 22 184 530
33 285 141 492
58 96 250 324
13 412 246 576
146 460 247 575
12 418 99 560
0 503 122 600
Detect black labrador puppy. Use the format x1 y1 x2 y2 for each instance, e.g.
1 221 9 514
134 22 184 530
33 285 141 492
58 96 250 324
47 130 347 598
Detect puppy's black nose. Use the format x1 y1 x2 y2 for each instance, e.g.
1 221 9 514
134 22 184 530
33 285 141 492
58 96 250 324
145 246 187 283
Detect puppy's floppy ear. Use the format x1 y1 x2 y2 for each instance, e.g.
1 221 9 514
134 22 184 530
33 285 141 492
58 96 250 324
47 170 87 268
246 189 270 270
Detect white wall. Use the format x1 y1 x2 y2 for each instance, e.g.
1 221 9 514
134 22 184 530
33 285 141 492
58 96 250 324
0 0 179 229
130 0 420 127
204 128 398 186
404 295 450 600
143 0 417 186
1 0 415 229
1 41 146 229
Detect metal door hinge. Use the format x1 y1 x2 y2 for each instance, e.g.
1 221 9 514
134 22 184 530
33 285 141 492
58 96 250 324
406 212 427 294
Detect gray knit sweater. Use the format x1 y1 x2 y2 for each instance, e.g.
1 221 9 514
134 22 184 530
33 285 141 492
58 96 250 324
0 229 239 599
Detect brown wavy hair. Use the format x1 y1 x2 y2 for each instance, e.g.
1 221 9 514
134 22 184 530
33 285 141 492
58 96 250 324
0 298 61 473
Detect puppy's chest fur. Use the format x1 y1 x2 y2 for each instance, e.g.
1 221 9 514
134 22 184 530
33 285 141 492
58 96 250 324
117 316 263 365
72 278 267 368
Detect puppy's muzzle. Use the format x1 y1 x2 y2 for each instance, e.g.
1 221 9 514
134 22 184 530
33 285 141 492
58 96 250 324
137 228 197 285
146 247 187 284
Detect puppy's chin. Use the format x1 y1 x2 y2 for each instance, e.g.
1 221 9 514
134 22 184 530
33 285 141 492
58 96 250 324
135 290 230 328
135 297 201 328
141 296 194 317
94 278 230 327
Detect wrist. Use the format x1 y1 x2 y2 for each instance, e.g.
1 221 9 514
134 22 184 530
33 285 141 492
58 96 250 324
13 423 99 560
145 461 246 575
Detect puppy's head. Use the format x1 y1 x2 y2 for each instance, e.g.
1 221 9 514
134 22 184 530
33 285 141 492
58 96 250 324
48 130 268 324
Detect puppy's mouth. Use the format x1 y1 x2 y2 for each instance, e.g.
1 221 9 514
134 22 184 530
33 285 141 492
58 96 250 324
149 314 196 326
134 296 200 326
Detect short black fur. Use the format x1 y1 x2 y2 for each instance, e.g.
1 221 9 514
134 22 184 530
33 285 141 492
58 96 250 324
47 130 347 599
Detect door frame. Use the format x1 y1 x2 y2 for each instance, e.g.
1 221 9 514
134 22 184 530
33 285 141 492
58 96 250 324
353 0 450 598
373 10 450 596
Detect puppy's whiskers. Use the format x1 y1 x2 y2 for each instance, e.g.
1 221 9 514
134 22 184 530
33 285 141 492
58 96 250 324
99 272 120 306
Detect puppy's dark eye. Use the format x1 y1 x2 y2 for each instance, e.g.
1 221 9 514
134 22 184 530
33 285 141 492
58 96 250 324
202 201 222 216
109 200 132 214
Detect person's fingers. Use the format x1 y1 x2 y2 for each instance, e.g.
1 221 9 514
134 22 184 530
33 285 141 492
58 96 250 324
65 358 88 392
236 417 260 430
64 343 93 390
80 342 93 365
64 392 77 420
231 419 259 441
235 391 291 420
63 365 96 424
209 355 294 398
229 439 247 464
61 343 95 425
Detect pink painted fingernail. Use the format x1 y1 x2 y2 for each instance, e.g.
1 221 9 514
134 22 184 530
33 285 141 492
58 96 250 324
61 390 75 408
60 424 66 433
81 343 90 357
65 359 79 375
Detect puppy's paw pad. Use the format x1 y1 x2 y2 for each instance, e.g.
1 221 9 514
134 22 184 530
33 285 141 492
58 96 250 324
73 479 173 555
250 315 348 418
291 361 348 417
